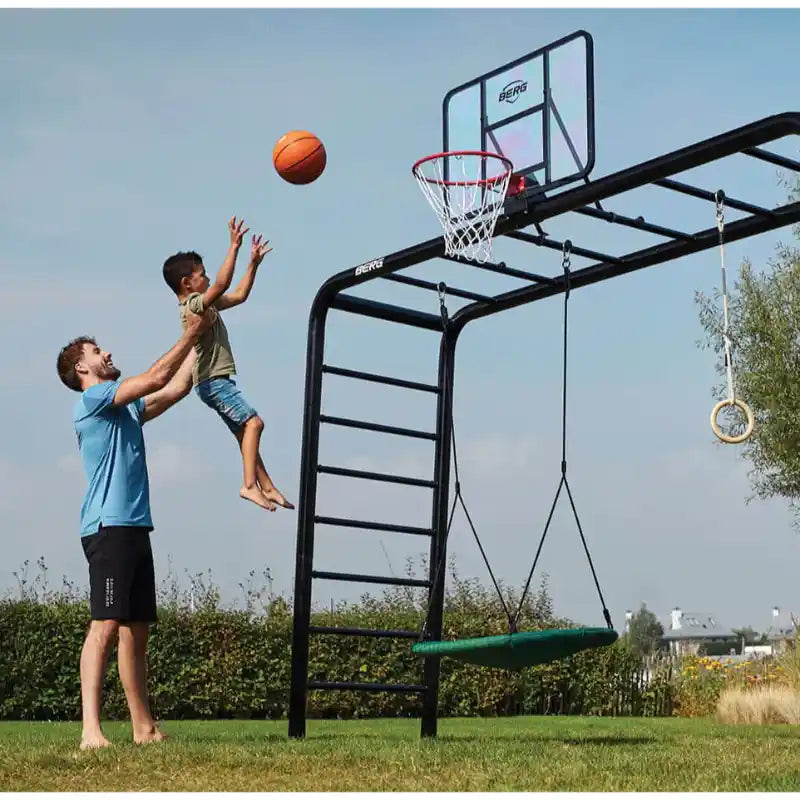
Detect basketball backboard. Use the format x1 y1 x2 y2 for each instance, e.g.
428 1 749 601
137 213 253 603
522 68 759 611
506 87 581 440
442 30 595 201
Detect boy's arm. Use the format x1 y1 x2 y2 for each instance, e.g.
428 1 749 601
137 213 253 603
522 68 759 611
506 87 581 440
112 310 211 407
141 350 197 423
215 233 272 311
201 216 249 308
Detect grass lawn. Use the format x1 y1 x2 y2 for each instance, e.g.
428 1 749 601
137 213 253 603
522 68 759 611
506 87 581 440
1 715 799 791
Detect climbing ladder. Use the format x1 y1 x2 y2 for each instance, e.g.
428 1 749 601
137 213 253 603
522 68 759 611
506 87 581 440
288 295 458 738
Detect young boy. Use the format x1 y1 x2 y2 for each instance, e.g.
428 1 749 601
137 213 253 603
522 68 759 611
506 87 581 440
162 216 294 513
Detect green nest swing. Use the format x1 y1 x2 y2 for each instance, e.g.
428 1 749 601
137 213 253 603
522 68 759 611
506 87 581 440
412 627 618 670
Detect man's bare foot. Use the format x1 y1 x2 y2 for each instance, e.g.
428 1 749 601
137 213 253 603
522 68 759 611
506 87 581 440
134 725 168 745
241 485 276 510
262 487 295 510
79 732 112 750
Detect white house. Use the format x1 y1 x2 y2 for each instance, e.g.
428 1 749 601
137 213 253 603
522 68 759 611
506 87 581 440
659 607 736 657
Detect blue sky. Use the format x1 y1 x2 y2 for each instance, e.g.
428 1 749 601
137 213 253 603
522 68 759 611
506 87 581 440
1 8 799 633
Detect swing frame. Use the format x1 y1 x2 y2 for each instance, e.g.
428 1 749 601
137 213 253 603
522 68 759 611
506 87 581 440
288 112 800 740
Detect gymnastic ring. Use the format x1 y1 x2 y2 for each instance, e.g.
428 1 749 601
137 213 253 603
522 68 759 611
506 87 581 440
710 398 754 444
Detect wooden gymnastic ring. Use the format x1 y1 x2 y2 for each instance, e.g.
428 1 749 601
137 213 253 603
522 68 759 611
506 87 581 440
710 398 754 444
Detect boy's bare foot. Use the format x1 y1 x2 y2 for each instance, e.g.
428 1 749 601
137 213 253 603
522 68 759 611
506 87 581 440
259 488 278 511
134 725 169 745
262 487 295 510
241 485 276 511
79 733 112 750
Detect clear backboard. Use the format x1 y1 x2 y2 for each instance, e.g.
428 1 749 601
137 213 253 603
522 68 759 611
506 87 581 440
442 30 595 201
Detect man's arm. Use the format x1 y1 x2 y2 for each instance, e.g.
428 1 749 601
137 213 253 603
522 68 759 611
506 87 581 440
141 350 197 423
215 233 272 311
201 216 249 309
111 310 211 407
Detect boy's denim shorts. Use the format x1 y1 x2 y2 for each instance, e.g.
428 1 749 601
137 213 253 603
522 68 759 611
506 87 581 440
195 377 258 434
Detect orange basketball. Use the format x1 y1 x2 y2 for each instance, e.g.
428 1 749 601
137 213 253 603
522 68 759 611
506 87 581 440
272 130 327 185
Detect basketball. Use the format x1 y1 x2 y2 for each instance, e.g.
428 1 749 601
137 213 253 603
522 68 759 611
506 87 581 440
273 130 327 185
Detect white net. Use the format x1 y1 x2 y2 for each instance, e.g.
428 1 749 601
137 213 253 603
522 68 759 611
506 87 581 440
413 151 514 263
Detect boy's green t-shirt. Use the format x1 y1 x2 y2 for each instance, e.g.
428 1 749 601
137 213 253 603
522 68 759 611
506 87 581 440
179 293 236 385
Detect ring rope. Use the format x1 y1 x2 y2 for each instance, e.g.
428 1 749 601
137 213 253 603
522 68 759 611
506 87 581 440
711 191 754 444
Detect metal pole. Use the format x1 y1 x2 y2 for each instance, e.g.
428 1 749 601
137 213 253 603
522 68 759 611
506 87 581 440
420 325 459 737
288 299 329 739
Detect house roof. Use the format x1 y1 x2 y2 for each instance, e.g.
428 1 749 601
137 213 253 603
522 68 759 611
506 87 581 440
660 611 735 640
763 610 797 641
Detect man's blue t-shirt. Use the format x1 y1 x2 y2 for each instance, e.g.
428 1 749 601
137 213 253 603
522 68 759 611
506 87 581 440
73 379 153 536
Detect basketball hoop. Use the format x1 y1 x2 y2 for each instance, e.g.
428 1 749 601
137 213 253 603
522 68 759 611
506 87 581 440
413 151 518 263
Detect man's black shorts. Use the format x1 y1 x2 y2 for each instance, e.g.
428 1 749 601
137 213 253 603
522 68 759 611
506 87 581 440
81 525 157 623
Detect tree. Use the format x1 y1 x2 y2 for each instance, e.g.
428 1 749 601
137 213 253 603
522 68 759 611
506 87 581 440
626 602 664 656
695 179 800 522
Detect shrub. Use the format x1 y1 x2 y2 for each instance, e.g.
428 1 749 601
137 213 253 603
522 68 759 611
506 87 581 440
0 558 676 721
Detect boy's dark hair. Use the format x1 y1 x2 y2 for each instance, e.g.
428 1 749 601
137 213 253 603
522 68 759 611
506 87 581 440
162 251 203 295
57 336 96 392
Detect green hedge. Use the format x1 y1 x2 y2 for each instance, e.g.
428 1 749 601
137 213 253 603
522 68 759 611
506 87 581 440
0 566 675 721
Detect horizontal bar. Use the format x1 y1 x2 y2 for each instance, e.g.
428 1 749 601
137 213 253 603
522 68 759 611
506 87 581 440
382 273 495 304
314 516 433 537
320 414 436 441
309 625 420 639
322 365 439 394
312 570 431 588
485 101 546 132
331 293 443 331
456 199 800 327
317 465 436 488
573 205 695 241
506 231 622 263
742 146 800 172
442 254 559 285
654 179 774 218
308 680 426 693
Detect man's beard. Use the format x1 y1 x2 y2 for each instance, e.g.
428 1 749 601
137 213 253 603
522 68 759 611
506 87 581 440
102 364 121 381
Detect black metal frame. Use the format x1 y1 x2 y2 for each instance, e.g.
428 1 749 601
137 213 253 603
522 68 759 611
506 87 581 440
288 112 800 740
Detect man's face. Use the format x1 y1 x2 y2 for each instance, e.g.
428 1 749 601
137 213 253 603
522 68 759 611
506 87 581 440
79 342 121 383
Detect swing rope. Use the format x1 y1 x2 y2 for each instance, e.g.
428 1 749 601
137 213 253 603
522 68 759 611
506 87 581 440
710 190 755 444
419 243 613 643
418 284 516 641
512 242 613 631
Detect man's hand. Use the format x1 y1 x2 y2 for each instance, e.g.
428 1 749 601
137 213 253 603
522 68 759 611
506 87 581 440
250 233 272 267
185 307 215 338
229 216 250 249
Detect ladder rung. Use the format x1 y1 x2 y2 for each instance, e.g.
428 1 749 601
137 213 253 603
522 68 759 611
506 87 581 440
322 365 439 394
308 680 426 693
312 570 431 588
320 415 437 441
314 516 433 537
317 465 435 488
310 625 420 639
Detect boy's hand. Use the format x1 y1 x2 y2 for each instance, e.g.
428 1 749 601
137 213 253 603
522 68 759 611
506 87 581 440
229 216 250 249
250 233 273 267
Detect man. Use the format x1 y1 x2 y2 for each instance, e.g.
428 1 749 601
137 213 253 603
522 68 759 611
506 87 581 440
56 307 212 749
